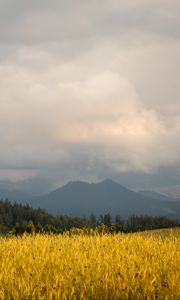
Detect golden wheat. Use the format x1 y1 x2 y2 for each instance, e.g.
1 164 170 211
0 229 179 300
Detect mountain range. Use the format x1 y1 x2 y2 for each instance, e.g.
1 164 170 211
0 179 180 219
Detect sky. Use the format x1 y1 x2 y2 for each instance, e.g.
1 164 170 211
0 0 180 195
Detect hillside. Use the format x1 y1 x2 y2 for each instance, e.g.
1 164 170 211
139 190 177 202
31 179 180 218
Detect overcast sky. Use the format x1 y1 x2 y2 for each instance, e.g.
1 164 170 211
0 0 180 194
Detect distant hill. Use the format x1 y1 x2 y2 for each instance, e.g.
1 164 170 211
31 179 180 219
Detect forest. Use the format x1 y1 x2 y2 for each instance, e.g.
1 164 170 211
0 199 179 235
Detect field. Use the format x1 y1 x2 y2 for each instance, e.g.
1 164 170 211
0 229 179 300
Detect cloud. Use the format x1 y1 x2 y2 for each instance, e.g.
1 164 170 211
0 53 180 181
0 0 179 189
0 0 180 43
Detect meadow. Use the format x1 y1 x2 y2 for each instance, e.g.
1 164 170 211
0 229 179 300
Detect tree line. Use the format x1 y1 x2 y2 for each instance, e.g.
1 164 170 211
0 199 179 235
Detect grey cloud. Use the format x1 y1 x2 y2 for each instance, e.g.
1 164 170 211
0 0 180 46
0 0 180 190
0 52 180 181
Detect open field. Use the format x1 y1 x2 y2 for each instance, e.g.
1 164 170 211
0 229 179 300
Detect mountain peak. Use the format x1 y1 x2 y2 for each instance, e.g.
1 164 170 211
102 178 115 184
65 179 117 187
100 179 126 189
66 180 90 186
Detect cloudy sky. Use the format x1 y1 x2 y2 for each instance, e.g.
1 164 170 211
0 0 180 194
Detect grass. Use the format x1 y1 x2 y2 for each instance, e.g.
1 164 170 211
0 228 179 299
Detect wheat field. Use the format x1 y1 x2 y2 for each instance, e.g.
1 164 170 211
0 229 179 300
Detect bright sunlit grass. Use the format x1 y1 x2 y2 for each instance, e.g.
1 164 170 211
0 229 179 299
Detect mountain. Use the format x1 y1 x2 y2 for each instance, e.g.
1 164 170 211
0 188 33 203
31 179 180 219
138 190 177 202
